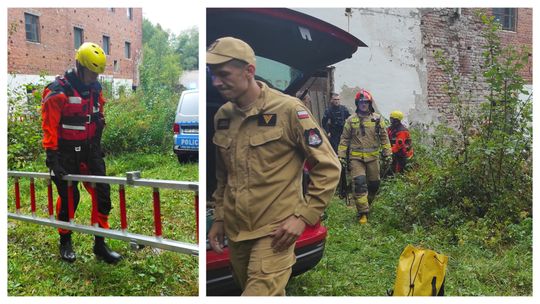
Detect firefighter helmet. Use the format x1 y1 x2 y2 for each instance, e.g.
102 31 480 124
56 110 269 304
390 110 404 121
354 89 373 105
75 42 106 74
354 89 375 113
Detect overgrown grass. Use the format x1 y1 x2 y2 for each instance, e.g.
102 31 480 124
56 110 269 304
286 191 532 296
7 152 199 296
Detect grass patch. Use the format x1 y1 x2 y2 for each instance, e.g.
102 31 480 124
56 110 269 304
7 152 199 296
286 192 532 296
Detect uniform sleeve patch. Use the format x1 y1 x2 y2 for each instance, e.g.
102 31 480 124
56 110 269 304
217 119 230 130
297 110 310 119
304 128 323 147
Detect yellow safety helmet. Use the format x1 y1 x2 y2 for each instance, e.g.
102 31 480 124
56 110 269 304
390 110 404 121
75 42 106 74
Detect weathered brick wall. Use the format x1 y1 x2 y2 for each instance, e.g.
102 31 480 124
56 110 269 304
7 8 142 84
498 8 533 84
420 8 532 125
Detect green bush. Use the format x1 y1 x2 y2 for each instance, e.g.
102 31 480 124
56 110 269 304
380 125 531 247
379 12 531 248
101 91 178 155
381 17 531 254
8 80 46 169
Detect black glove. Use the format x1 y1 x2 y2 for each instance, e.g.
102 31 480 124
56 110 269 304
45 149 67 179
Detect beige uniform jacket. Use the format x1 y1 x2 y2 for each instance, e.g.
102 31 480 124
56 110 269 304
337 112 392 162
212 81 341 242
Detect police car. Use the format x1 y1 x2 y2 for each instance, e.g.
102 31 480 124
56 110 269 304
206 8 365 295
173 89 199 162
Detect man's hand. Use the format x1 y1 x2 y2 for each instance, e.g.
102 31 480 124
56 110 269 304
208 221 225 254
45 149 67 179
270 215 306 252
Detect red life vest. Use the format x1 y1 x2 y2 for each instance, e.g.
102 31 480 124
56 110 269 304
387 124 413 158
46 75 103 145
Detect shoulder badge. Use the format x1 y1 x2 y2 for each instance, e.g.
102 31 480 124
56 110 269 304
304 128 323 147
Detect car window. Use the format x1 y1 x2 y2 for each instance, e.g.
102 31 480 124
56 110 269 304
178 93 199 115
256 56 303 91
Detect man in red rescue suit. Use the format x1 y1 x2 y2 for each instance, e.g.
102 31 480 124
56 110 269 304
338 89 392 224
41 42 122 264
387 110 414 174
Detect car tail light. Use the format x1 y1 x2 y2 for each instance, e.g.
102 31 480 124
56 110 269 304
173 124 180 134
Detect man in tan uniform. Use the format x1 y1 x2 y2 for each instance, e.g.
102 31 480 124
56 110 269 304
207 36 340 296
338 89 391 224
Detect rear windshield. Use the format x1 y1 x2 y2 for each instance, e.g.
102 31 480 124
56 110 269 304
256 56 303 91
178 92 198 115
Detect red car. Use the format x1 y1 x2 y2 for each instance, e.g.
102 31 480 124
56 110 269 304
206 218 328 295
206 8 365 296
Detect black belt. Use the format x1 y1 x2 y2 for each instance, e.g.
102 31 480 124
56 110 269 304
60 112 101 125
58 139 99 152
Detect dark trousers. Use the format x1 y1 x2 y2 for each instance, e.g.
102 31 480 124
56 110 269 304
391 155 407 174
52 146 111 233
329 135 341 153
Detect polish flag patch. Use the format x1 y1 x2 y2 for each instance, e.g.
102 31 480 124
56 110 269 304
297 110 309 119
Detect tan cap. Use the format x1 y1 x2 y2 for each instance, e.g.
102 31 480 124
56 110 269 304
206 37 256 66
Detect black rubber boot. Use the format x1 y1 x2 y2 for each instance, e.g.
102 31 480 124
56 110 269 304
59 233 76 263
367 193 376 206
93 236 122 264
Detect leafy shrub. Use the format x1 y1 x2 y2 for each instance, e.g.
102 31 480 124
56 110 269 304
101 91 178 155
378 12 532 247
8 79 46 169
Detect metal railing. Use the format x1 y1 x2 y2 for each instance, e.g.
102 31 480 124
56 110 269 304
7 170 199 256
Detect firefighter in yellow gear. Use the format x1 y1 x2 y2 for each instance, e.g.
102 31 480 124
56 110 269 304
338 89 391 224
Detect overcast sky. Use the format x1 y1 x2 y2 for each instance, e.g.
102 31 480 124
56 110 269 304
142 6 199 35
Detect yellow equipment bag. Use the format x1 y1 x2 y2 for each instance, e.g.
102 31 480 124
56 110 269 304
391 244 448 296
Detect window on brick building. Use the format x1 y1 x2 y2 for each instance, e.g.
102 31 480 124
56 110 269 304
74 27 84 49
127 8 133 20
24 13 40 43
114 60 120 73
124 42 131 59
493 8 517 31
108 8 115 13
103 36 110 55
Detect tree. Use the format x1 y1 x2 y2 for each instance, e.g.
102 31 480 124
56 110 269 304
139 18 182 108
173 27 199 70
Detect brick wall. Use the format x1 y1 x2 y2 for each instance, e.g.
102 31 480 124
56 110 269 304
498 8 533 83
7 8 142 84
420 8 532 125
